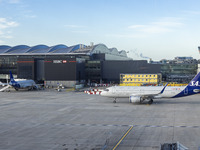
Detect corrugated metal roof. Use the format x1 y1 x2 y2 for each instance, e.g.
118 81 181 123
0 44 129 58
0 45 12 53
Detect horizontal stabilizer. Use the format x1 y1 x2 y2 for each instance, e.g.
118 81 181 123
0 85 11 92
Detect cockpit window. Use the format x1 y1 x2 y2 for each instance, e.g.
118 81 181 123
104 89 109 91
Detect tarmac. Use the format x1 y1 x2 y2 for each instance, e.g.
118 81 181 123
0 88 200 150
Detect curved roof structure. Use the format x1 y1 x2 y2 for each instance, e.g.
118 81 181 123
48 44 68 53
5 45 30 54
27 45 49 53
0 45 12 53
91 44 127 57
0 43 129 59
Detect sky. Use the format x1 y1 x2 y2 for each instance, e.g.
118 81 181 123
0 0 200 60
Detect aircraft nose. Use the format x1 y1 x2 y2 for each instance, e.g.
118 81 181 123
100 91 106 96
101 88 109 96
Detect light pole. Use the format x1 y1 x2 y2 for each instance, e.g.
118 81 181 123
198 46 200 73
6 75 8 85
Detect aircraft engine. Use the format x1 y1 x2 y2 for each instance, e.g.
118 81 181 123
129 96 142 103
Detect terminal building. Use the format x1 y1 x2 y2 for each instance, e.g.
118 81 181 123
120 73 162 86
150 56 199 83
0 43 161 87
1 44 198 87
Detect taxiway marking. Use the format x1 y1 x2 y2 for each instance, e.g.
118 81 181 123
112 125 133 150
1 123 200 129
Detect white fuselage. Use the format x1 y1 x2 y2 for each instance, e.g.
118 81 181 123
12 80 36 89
101 86 186 98
18 80 35 88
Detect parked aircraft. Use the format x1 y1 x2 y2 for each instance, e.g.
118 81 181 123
101 72 200 104
0 71 38 92
0 81 8 87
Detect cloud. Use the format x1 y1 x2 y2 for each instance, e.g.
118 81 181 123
0 18 19 29
129 49 150 60
24 14 37 18
71 30 88 33
0 39 4 44
65 25 85 28
106 33 147 38
0 18 19 42
129 17 183 34
107 17 184 39
183 10 200 15
128 25 146 29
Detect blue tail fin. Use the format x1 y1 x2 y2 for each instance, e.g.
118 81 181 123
173 72 200 98
188 72 200 87
9 71 20 89
9 71 15 82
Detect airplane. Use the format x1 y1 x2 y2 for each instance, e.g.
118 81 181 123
101 72 200 104
0 81 8 87
0 71 38 92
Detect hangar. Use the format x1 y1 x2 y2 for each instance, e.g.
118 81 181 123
0 43 160 87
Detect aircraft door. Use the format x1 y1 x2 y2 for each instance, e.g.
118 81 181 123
184 87 188 95
112 87 116 94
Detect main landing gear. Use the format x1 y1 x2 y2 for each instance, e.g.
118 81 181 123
148 99 153 104
113 98 117 103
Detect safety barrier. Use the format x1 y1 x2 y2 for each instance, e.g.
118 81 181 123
84 89 103 95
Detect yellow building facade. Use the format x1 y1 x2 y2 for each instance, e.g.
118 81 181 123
120 73 162 86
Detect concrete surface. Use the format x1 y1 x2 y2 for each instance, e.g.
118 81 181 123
0 89 200 150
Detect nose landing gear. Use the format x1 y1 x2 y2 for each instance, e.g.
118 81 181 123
113 98 117 103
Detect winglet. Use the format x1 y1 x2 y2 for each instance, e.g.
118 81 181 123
160 83 168 94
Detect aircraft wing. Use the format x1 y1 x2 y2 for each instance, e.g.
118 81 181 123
129 84 168 103
131 93 158 100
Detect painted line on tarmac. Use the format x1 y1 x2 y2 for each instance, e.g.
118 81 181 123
133 125 200 128
1 123 200 129
50 124 200 129
112 126 133 150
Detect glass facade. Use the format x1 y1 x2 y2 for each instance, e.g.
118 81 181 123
85 61 102 83
161 64 198 83
0 56 17 74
